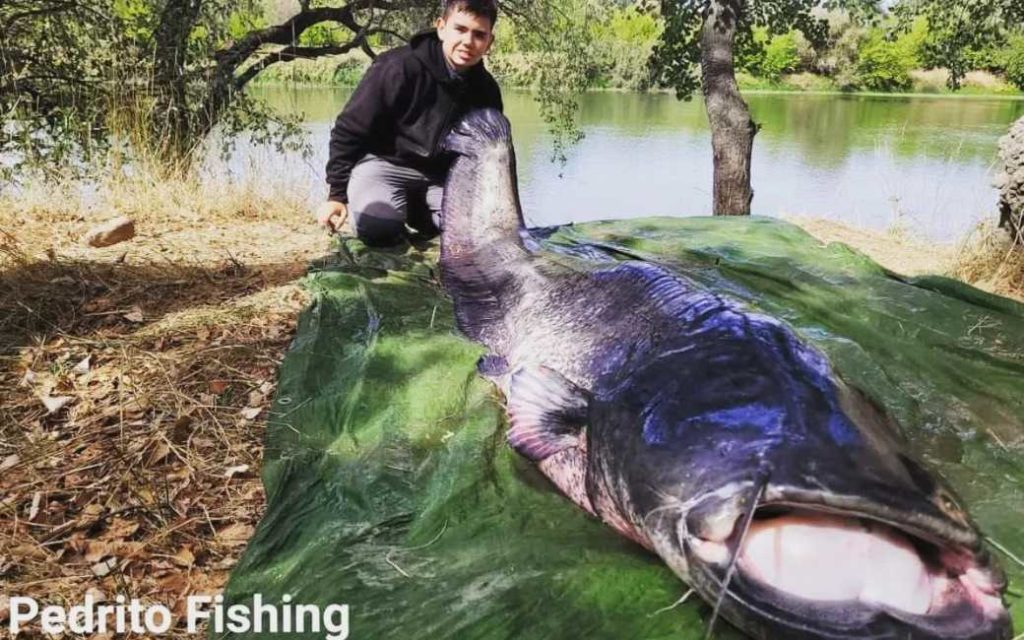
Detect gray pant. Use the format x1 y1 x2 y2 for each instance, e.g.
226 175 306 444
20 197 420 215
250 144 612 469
348 155 444 245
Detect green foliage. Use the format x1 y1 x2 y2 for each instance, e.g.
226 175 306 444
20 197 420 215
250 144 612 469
587 4 663 89
761 31 802 80
490 2 662 92
1 1 128 175
227 9 267 40
652 0 840 100
855 29 919 92
1005 36 1024 90
898 0 1024 88
739 28 802 81
814 11 869 90
299 22 346 47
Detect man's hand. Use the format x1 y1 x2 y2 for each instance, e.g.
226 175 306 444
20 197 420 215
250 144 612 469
316 200 349 234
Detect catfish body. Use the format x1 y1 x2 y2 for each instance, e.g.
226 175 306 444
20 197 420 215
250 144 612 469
439 109 1012 640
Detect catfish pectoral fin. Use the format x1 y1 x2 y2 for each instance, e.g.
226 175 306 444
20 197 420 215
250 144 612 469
506 365 589 462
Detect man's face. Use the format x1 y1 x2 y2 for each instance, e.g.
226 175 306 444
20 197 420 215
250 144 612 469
435 9 494 71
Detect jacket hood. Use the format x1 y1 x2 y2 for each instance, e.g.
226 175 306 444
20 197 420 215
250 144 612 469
410 29 488 85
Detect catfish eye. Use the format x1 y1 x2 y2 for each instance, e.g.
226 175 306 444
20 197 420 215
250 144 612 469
938 491 961 514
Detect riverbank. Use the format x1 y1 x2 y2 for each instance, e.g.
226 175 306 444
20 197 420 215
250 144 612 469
1 168 1021 632
250 54 1023 99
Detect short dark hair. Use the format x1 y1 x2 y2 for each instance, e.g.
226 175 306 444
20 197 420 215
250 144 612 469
442 0 498 27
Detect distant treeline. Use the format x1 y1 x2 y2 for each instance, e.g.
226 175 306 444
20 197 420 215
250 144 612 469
255 3 1024 95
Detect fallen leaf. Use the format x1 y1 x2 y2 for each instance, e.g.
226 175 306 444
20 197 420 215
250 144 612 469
10 544 49 561
0 454 19 472
124 306 144 323
0 595 9 624
239 406 261 420
83 296 114 313
84 541 114 563
172 546 195 568
156 573 190 594
91 558 116 577
216 523 254 547
85 587 106 603
82 503 105 518
73 355 91 374
40 394 73 414
113 541 147 559
223 464 250 479
208 380 229 395
146 441 171 466
66 533 88 554
28 491 41 521
103 517 140 540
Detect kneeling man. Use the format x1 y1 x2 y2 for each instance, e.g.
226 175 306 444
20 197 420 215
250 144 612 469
317 0 503 245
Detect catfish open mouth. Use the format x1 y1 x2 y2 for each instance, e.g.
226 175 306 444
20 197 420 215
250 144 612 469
687 507 1010 638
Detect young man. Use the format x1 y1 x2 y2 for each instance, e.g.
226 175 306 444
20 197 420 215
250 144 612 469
317 0 503 245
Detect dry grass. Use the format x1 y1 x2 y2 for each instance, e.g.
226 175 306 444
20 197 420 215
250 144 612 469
909 69 1019 95
0 166 330 635
788 216 956 277
791 216 1024 304
952 221 1024 301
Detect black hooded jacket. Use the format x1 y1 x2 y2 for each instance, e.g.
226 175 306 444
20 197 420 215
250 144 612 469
325 31 504 203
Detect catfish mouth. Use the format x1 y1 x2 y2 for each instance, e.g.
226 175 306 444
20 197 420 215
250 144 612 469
685 505 1010 639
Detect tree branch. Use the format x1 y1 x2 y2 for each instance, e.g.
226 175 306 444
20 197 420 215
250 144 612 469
234 39 367 88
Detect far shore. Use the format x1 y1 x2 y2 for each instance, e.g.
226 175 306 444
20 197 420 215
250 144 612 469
251 79 1024 101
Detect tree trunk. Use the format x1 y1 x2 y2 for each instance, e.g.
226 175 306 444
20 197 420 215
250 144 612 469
700 0 756 216
152 0 203 163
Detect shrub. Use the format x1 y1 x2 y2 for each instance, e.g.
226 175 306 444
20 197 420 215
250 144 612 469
855 30 917 91
761 32 801 81
815 12 867 89
587 5 663 90
1005 37 1024 91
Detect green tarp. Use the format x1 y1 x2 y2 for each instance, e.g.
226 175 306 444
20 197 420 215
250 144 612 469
220 217 1024 639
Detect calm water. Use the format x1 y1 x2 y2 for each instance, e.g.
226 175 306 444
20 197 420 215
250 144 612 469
242 87 1024 242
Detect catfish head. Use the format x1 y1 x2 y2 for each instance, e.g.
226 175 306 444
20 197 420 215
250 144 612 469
586 314 1012 639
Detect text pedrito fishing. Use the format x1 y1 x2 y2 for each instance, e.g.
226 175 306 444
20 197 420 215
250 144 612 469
6 593 350 638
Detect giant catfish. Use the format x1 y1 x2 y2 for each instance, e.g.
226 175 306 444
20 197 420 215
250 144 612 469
438 108 1011 639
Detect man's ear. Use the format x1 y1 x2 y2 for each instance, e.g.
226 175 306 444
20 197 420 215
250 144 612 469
435 17 446 36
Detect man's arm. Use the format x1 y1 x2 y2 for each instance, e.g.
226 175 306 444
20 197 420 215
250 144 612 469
325 58 403 204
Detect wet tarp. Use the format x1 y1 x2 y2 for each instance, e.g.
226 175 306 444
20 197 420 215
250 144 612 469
220 217 1024 639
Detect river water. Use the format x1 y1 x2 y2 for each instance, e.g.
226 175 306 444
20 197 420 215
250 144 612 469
243 87 1024 243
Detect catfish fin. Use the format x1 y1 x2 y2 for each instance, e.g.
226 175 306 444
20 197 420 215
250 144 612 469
506 365 588 462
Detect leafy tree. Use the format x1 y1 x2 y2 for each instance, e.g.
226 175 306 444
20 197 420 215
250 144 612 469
761 31 802 80
1005 36 1024 91
814 10 869 89
896 0 1024 88
1 1 127 173
651 0 880 216
855 29 918 91
2 0 594 176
